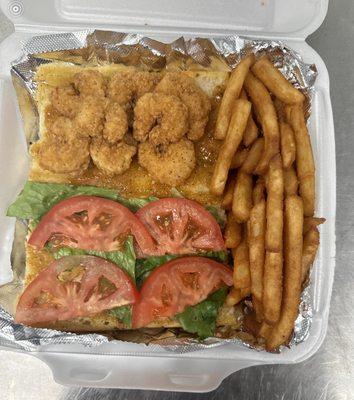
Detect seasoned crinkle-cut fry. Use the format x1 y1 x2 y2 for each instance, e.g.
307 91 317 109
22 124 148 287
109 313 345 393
244 72 280 174
280 121 296 169
263 251 283 325
252 56 305 104
232 171 253 223
210 99 251 195
303 217 326 235
226 286 251 306
253 177 265 204
215 54 255 140
302 227 320 282
222 175 236 210
283 165 299 196
225 212 242 248
285 104 315 216
230 147 249 169
241 137 265 174
265 155 284 253
232 237 251 290
249 199 266 322
266 195 303 350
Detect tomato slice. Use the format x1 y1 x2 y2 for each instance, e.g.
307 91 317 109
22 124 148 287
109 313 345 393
28 195 156 255
132 256 233 328
15 255 139 325
135 198 225 255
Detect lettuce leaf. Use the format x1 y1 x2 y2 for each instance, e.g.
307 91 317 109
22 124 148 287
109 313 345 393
135 251 228 287
135 254 178 287
108 305 132 328
52 237 136 279
6 181 157 220
176 288 228 339
205 205 227 229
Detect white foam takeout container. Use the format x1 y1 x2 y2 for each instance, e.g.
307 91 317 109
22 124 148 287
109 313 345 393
0 0 336 392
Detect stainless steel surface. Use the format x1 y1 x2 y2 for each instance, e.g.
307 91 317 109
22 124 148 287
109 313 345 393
0 1 353 399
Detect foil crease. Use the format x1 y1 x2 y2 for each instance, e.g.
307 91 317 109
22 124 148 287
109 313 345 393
1 30 317 353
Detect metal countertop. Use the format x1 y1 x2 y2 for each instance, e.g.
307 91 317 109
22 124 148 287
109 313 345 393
0 1 353 399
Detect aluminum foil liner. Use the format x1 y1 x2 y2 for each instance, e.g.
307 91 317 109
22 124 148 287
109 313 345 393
1 30 317 354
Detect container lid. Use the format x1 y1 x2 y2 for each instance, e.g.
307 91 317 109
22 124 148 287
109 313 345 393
1 0 328 40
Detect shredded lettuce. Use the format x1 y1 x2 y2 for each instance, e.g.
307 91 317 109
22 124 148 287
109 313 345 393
108 305 132 328
6 181 157 220
177 288 228 339
52 237 136 280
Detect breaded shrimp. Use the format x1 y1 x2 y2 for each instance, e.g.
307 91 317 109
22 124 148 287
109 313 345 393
133 93 188 145
155 73 211 141
107 71 161 105
51 86 80 118
103 102 128 143
31 136 90 174
75 95 106 138
138 138 196 186
74 70 106 98
90 138 137 175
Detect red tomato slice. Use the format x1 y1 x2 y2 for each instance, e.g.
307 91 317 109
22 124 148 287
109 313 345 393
15 255 139 325
135 198 225 255
132 256 233 328
28 195 156 254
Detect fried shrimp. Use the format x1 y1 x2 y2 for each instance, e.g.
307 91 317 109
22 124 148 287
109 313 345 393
138 138 196 186
90 138 137 175
51 86 80 118
30 136 90 174
133 93 188 145
103 102 128 143
108 71 161 105
154 73 211 141
75 95 106 138
45 115 78 141
74 70 106 98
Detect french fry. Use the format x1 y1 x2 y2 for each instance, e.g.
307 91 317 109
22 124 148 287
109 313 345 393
241 137 265 174
274 98 286 121
252 56 305 104
215 54 255 140
233 236 251 289
285 104 315 216
266 195 303 350
283 165 299 196
226 286 251 306
222 175 236 209
301 227 320 283
230 147 249 169
232 171 253 223
265 155 284 253
249 199 266 322
252 177 265 204
258 322 272 339
280 121 296 169
225 212 242 248
244 72 280 174
263 251 283 325
303 217 325 235
210 99 251 195
240 89 259 147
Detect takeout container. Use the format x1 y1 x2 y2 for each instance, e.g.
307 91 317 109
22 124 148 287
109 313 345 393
0 0 336 392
